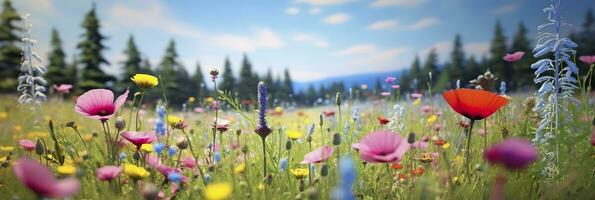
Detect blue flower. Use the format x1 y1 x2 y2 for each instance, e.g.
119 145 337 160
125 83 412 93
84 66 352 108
310 164 316 176
204 173 210 184
119 152 126 161
153 142 164 154
167 172 183 183
168 147 177 156
332 156 356 200
279 157 288 172
155 106 166 136
255 82 272 138
214 151 221 163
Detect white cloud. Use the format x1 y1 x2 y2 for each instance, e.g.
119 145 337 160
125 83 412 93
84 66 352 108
370 0 427 8
293 33 329 48
322 13 350 24
285 7 300 15
309 7 321 15
367 17 438 31
420 41 489 62
367 20 398 30
213 29 283 52
15 0 59 16
295 0 350 6
491 3 519 15
407 17 439 30
109 1 203 39
335 44 377 56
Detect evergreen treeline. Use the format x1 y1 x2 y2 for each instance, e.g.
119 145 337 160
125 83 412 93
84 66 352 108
0 0 593 106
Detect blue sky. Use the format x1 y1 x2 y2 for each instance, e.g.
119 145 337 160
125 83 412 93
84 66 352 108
13 0 595 82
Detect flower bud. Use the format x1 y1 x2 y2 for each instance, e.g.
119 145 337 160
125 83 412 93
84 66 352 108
408 132 416 144
299 180 305 192
176 137 189 150
319 114 323 126
335 92 341 107
320 164 328 177
332 133 341 145
35 139 45 155
265 174 273 185
305 187 319 200
285 140 292 150
241 145 248 154
141 183 159 200
115 117 126 131
65 121 76 129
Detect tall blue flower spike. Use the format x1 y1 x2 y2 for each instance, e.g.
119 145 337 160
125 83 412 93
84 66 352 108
531 0 578 179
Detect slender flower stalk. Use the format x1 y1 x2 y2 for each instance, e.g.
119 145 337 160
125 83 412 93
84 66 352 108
210 68 220 162
255 81 272 177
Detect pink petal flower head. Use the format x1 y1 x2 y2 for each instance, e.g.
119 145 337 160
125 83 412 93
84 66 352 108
19 139 35 151
146 155 163 168
211 100 219 110
121 131 157 149
385 76 396 83
421 105 432 113
194 107 205 113
411 93 422 99
502 51 525 62
356 131 410 163
96 166 122 181
75 89 129 121
484 138 538 170
391 84 400 89
579 55 595 65
53 84 73 94
301 146 334 164
412 141 428 149
181 156 196 168
381 92 391 97
13 158 80 198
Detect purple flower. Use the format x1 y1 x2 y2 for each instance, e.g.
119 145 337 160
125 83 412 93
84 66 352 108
13 158 80 198
484 138 538 170
255 81 272 139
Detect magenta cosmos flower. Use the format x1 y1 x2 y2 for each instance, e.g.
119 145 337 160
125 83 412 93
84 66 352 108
354 131 410 163
502 51 525 62
19 139 35 151
13 158 80 198
121 131 157 149
579 55 595 65
75 89 129 121
96 165 122 181
301 146 334 164
484 138 538 170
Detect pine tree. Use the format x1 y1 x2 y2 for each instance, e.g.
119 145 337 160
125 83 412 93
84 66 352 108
510 21 533 91
46 28 68 87
139 58 152 74
119 35 142 91
264 69 274 98
409 55 422 92
220 57 236 93
193 62 207 99
465 56 482 85
305 84 316 105
449 34 465 80
489 20 509 82
282 68 294 101
158 39 183 104
0 0 21 92
65 56 79 87
238 54 257 99
77 5 113 91
422 49 439 87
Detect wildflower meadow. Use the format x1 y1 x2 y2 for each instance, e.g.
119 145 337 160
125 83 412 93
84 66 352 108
0 0 594 199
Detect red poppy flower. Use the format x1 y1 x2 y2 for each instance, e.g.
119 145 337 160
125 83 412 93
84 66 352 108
377 116 390 125
442 89 508 120
323 110 335 117
391 163 403 170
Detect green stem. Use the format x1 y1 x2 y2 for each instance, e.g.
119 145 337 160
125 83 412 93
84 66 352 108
465 119 476 178
135 92 145 131
262 137 267 177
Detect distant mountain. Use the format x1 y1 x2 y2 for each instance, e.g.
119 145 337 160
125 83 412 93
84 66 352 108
293 69 406 92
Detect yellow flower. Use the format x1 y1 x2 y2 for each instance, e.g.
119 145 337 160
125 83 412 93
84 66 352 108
0 146 14 152
206 97 214 103
442 143 450 149
123 164 150 180
0 112 7 120
0 156 7 162
167 116 184 129
256 183 265 190
188 96 196 103
290 168 309 179
131 74 159 89
140 144 153 153
14 125 21 132
286 130 303 141
26 131 48 138
427 115 437 124
274 106 283 113
234 163 246 174
82 133 93 142
204 182 232 200
413 98 421 106
57 164 76 176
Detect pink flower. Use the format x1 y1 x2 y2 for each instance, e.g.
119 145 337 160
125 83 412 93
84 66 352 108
121 131 157 149
421 105 432 113
13 158 80 198
385 76 396 83
490 175 506 200
355 131 410 163
96 166 122 181
19 139 35 151
75 89 129 121
211 101 219 110
381 92 391 97
502 51 525 62
194 107 205 113
181 156 196 168
411 93 422 99
53 84 73 94
484 138 538 170
391 84 400 89
301 146 334 164
412 141 428 149
579 55 595 65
